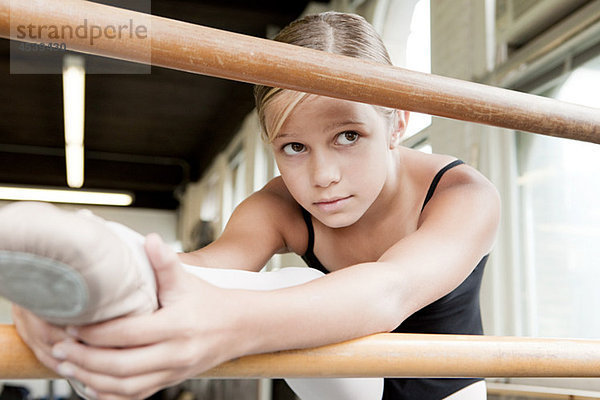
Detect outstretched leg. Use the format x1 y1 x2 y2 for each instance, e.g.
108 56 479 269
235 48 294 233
0 201 383 400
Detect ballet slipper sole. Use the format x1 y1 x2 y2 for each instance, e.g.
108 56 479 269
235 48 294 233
0 250 88 322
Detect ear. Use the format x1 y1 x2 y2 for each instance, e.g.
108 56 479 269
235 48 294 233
389 110 410 149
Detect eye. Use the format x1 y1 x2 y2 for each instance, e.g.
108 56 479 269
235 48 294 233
282 142 306 155
336 131 359 145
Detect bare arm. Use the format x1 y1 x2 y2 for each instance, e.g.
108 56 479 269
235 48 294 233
48 170 500 399
178 180 298 271
233 172 501 354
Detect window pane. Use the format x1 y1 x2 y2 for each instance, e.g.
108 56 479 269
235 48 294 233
516 55 600 338
382 0 432 139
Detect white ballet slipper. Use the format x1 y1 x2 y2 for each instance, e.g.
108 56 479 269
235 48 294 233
0 201 157 325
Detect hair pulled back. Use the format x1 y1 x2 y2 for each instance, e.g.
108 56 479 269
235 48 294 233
254 12 394 142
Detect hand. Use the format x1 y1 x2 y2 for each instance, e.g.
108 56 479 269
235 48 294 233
49 233 246 400
12 304 73 373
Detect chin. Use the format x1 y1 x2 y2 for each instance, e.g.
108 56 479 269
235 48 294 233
318 213 360 229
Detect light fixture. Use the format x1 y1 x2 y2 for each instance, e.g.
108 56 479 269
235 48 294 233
63 55 86 188
0 186 133 207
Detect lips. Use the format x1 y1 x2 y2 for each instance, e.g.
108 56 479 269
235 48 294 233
314 196 352 212
316 196 349 204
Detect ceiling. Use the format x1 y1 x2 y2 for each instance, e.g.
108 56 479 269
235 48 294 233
0 0 320 209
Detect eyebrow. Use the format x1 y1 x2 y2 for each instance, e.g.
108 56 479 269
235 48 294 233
324 120 365 131
274 120 365 140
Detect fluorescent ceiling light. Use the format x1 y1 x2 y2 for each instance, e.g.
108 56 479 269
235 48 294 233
63 55 86 188
65 143 84 189
0 187 133 207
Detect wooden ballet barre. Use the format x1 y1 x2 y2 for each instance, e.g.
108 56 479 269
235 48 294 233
2 324 600 380
0 0 599 144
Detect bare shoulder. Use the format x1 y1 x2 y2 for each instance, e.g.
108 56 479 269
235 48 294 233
250 176 298 215
239 177 308 253
413 152 501 253
436 158 498 203
410 151 498 206
259 176 295 201
201 177 307 269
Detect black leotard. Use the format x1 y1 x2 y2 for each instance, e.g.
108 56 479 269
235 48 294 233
301 159 487 399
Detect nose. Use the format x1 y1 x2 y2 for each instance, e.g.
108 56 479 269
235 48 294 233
310 151 340 188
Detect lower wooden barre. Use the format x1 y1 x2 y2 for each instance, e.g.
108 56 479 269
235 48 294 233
2 324 600 379
0 0 599 143
0 324 56 379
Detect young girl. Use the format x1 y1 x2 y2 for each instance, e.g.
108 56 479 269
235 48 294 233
6 11 500 400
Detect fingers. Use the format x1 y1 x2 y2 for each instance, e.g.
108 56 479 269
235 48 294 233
51 339 200 378
12 305 71 344
68 233 195 348
59 363 177 400
51 340 205 400
12 305 72 371
34 338 78 373
49 326 228 399
67 304 188 347
144 233 185 304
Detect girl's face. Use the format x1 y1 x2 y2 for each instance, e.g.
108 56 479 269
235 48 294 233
267 94 404 228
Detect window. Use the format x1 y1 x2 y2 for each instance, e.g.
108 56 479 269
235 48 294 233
516 54 600 338
412 139 432 154
378 0 432 139
200 174 219 222
229 149 247 210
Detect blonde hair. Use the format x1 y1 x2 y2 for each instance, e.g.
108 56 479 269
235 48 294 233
254 11 396 142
